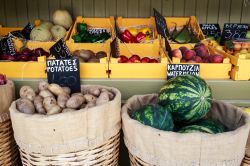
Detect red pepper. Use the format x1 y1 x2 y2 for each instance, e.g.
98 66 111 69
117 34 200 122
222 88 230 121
135 32 146 43
121 30 135 43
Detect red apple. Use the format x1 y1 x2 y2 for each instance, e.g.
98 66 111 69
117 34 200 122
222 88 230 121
211 54 224 63
126 59 134 63
118 55 128 63
180 59 187 63
129 54 141 62
194 46 209 58
0 74 7 85
172 49 182 59
149 59 158 63
141 57 150 63
183 50 196 60
193 56 203 63
187 60 196 63
179 46 188 54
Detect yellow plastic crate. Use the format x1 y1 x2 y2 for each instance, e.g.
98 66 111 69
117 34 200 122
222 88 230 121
66 42 110 78
0 20 73 52
67 16 115 49
162 16 205 49
167 45 232 79
109 42 169 79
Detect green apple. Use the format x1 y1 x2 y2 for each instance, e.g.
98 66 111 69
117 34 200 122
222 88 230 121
246 31 250 39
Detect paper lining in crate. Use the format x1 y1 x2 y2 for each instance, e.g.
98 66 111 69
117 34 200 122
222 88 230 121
109 40 169 79
67 16 115 46
10 85 121 165
0 80 20 166
122 94 250 166
0 20 73 52
117 17 158 44
161 16 205 49
166 44 232 79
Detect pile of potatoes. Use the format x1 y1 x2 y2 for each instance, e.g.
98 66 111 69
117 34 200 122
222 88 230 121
16 81 115 115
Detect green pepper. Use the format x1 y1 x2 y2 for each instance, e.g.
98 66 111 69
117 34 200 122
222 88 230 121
97 32 111 42
77 23 87 34
72 35 81 43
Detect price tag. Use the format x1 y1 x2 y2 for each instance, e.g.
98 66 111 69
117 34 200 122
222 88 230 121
49 38 71 59
46 58 80 93
21 23 34 40
221 23 249 44
153 8 169 38
200 24 221 39
110 37 119 58
167 64 200 80
0 36 16 56
87 28 110 35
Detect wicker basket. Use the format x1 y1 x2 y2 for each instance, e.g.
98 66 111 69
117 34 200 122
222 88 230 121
0 117 20 166
129 152 153 166
10 85 121 166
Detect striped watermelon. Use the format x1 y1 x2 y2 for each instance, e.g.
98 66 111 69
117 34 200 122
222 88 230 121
178 119 225 134
130 104 174 131
159 75 212 124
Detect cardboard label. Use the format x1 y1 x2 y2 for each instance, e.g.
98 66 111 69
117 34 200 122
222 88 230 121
49 38 71 59
46 58 80 93
200 24 221 39
110 37 119 58
0 36 16 56
221 23 249 44
167 64 200 80
87 28 110 35
21 23 34 40
153 8 168 38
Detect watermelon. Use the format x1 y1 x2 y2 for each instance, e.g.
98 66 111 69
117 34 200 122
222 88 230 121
159 75 212 124
178 119 225 134
130 104 174 131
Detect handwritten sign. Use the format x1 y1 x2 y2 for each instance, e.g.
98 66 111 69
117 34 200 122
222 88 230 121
21 23 34 39
49 38 71 59
87 28 110 35
0 37 16 56
46 58 80 93
200 24 221 39
167 64 200 80
110 37 119 58
153 8 169 38
221 23 249 44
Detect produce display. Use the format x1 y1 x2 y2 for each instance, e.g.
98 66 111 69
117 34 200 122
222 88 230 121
224 40 250 59
131 75 225 134
0 48 49 61
117 55 158 63
171 43 224 63
72 22 111 43
72 49 107 63
120 27 153 43
0 74 6 85
16 81 115 115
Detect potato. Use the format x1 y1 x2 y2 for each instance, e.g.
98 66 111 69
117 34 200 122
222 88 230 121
62 87 71 94
16 98 35 114
86 101 96 108
88 87 101 97
47 105 61 115
71 93 84 97
96 92 109 105
57 93 70 108
39 90 54 98
80 103 86 109
43 96 57 111
66 95 85 109
38 80 49 91
20 86 36 101
34 96 46 114
84 94 97 103
48 83 65 96
101 88 115 100
81 86 88 94
62 108 76 113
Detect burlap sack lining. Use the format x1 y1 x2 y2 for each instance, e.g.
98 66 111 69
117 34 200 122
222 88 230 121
122 94 250 166
0 112 10 123
10 85 121 155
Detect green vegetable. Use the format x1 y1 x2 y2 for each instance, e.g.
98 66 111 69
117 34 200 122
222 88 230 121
77 23 87 34
130 104 174 131
173 26 191 44
178 119 225 134
158 75 212 124
72 35 82 43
